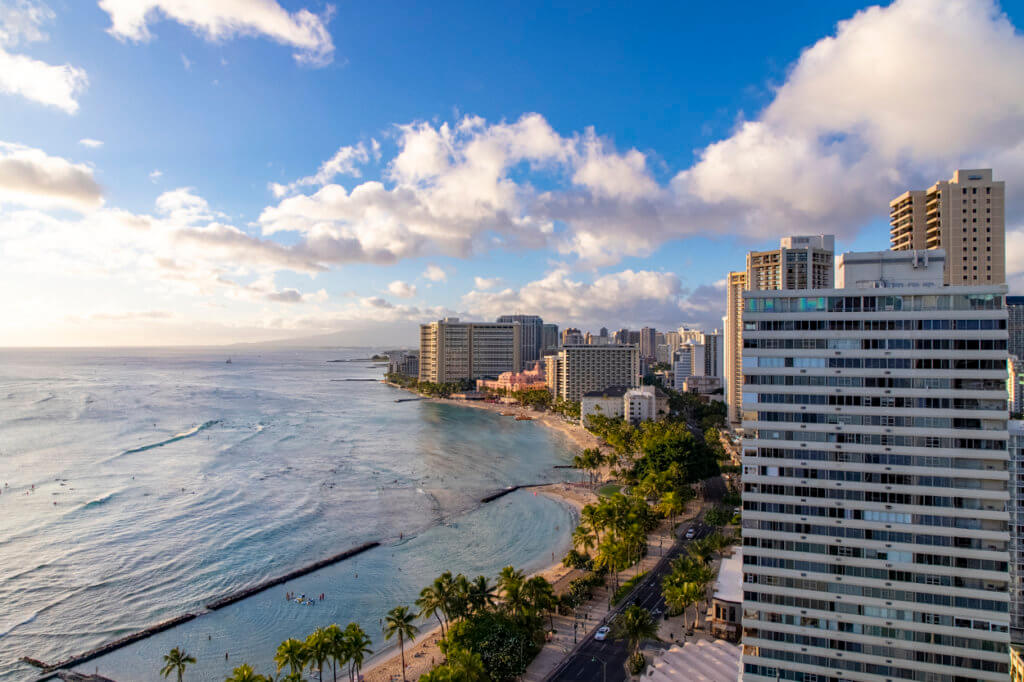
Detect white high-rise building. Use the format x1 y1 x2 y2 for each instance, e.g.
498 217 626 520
741 251 1010 682
547 345 641 402
1010 420 1024 680
419 318 521 383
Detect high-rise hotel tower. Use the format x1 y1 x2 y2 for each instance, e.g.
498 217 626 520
741 250 1011 682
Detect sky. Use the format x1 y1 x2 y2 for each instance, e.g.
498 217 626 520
1 0 1024 347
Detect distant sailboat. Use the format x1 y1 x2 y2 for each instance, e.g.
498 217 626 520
226 357 232 364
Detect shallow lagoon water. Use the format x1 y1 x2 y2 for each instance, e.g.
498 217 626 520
0 349 577 680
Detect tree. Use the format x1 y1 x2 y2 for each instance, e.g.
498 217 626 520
447 646 488 681
657 490 685 528
524 576 556 629
467 575 497 614
305 627 332 682
384 605 419 682
324 623 349 682
224 664 267 682
274 638 308 677
343 623 373 682
611 605 659 673
160 647 196 682
571 525 596 555
417 583 450 639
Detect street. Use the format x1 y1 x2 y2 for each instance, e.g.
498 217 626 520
546 520 715 682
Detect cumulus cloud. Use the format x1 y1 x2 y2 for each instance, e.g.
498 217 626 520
422 265 447 282
0 141 103 210
99 0 335 66
78 138 103 148
387 280 417 298
270 142 374 197
0 0 87 113
473 276 500 290
462 268 691 330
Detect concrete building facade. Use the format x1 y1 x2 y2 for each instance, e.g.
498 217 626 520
890 168 1006 285
1009 420 1024 673
542 323 559 353
741 260 1010 681
725 236 835 426
418 318 521 383
496 314 544 366
548 345 640 402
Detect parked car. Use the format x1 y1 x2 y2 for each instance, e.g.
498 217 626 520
594 626 611 641
685 528 696 539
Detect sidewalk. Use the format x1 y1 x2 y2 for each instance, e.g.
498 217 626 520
522 499 702 681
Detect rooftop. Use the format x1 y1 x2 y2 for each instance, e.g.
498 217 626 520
582 386 630 398
713 548 743 604
643 638 740 682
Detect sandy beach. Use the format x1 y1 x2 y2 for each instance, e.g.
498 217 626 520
359 482 595 681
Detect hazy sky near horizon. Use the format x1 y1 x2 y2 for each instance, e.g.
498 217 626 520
2 0 1024 347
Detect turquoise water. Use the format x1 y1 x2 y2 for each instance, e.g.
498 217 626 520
0 349 578 681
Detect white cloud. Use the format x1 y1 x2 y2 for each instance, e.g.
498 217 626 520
99 0 335 66
387 280 417 298
0 141 102 211
473 276 500 290
462 268 696 330
78 138 103 148
0 0 87 113
149 169 163 182
180 53 191 70
270 142 371 197
422 264 447 282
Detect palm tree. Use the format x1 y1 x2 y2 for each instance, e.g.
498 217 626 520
383 605 419 682
448 573 471 622
446 646 487 681
500 576 529 619
323 623 348 682
343 623 373 682
657 490 684 529
224 664 267 682
612 605 659 671
416 584 449 638
524 576 557 630
571 525 596 555
305 627 332 682
274 638 307 677
467 575 497 614
160 647 196 682
683 582 705 631
687 537 714 566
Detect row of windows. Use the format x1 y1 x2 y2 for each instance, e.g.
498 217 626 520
746 646 1007 681
745 375 1005 390
749 626 1006 657
753 430 1006 450
746 493 999 524
746 394 1006 411
755 411 1001 430
754 466 999 491
745 294 1004 314
747 318 1006 331
750 448 1006 471
747 553 1009 583
749 352 1003 368
747 573 1005 610
745 501 1007 532
744 337 1007 351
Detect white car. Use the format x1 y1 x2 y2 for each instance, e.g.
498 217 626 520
685 528 696 539
594 626 611 641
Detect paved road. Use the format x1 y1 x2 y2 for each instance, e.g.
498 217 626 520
547 522 714 682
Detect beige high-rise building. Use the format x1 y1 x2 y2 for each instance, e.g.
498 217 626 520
547 345 640 402
418 318 521 383
890 168 1005 285
724 235 835 426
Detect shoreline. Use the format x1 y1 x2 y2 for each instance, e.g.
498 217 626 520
359 483 593 682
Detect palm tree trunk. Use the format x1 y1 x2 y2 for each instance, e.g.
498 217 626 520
400 633 407 682
435 612 446 639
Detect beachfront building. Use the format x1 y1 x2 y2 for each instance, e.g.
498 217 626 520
1010 420 1024 679
496 314 544 365
548 344 640 403
418 318 522 383
388 351 419 378
890 168 1006 285
580 384 668 426
741 249 1011 682
476 361 548 393
725 235 835 427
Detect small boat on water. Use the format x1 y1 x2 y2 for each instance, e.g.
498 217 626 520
226 358 232 364
515 415 534 421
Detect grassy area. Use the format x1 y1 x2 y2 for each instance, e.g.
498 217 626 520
611 571 648 605
597 483 622 498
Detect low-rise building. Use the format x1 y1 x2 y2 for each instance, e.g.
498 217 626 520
580 384 668 426
476 361 548 393
708 548 742 642
580 386 628 424
679 375 722 395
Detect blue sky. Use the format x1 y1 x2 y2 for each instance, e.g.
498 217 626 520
1 0 1023 346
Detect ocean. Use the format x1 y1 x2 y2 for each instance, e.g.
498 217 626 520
0 348 578 681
